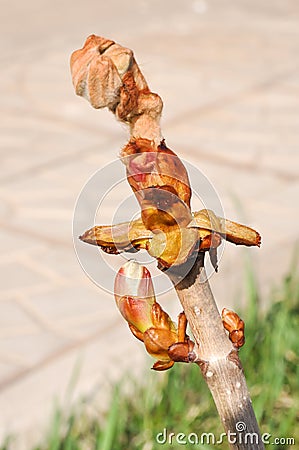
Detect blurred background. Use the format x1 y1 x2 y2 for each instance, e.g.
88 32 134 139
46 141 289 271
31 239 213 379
0 0 298 448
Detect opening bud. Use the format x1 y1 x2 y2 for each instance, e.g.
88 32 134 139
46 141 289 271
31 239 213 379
114 261 156 333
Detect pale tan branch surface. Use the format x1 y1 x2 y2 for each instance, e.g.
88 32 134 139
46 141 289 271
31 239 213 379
167 256 264 449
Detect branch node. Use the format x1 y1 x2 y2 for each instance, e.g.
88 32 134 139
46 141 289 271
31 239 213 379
227 348 244 372
196 358 210 377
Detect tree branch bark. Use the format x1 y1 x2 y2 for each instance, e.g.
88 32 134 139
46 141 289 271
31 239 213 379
167 255 264 449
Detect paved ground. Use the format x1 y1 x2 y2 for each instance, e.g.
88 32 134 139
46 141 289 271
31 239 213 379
0 0 299 448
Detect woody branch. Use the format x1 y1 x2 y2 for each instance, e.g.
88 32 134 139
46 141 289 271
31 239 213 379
70 35 264 449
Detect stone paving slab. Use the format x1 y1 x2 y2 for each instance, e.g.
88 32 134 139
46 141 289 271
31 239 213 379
1 0 299 448
167 78 299 177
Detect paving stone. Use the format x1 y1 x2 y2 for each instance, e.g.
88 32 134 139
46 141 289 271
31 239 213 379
0 331 69 370
0 363 19 384
0 300 39 338
0 260 51 298
25 245 87 279
0 229 43 261
27 284 116 334
0 113 110 184
0 0 299 447
166 77 299 177
0 322 146 449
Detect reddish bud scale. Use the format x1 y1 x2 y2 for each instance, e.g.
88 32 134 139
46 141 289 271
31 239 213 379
121 138 192 232
121 138 191 206
115 261 154 300
222 308 245 349
114 261 194 370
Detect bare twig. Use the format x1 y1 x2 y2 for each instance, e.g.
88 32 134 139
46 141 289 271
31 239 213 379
167 255 263 449
71 35 265 449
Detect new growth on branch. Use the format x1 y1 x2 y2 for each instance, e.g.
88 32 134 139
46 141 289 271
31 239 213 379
70 35 264 449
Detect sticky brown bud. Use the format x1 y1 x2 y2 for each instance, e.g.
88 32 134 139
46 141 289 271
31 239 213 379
121 138 192 230
222 308 245 349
